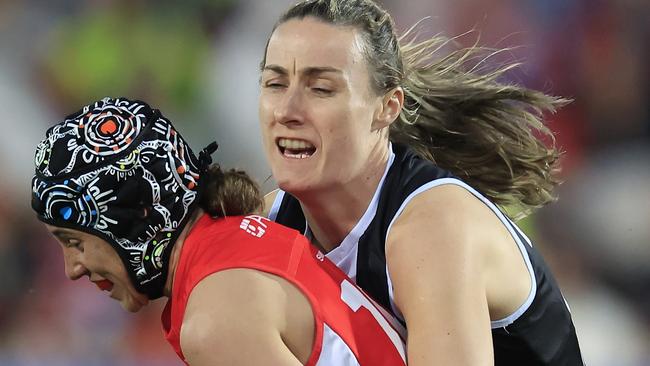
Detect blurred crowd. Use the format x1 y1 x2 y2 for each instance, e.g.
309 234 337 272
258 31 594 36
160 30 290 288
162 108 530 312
0 0 648 365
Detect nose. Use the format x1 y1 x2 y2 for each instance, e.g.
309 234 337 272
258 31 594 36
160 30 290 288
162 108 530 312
62 247 88 280
273 85 305 128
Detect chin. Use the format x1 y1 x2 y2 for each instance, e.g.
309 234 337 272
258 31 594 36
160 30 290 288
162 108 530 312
276 175 319 196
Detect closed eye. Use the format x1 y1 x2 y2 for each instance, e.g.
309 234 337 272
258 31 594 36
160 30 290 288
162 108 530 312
262 77 287 89
312 87 333 96
50 228 85 252
58 237 83 252
67 239 83 251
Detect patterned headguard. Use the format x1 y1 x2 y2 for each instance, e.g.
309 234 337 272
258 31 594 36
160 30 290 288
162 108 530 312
31 97 216 299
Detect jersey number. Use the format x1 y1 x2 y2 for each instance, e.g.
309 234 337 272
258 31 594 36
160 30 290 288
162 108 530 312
340 279 407 363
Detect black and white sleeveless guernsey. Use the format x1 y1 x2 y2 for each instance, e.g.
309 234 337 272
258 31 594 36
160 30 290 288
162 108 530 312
269 143 584 365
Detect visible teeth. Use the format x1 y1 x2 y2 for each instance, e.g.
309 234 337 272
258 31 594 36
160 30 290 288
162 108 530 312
284 151 312 159
278 138 314 150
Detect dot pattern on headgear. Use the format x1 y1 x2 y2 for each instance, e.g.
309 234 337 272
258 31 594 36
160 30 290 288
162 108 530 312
31 97 203 299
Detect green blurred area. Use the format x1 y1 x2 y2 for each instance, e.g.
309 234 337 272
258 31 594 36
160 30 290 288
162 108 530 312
42 1 236 113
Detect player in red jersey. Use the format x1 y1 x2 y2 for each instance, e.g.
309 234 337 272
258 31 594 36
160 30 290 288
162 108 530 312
30 97 406 365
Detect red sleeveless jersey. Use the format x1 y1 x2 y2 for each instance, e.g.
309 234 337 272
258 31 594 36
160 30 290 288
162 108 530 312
161 214 406 365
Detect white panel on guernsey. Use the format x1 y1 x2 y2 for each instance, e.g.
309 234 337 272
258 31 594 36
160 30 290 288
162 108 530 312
267 190 284 221
316 324 361 366
323 237 359 282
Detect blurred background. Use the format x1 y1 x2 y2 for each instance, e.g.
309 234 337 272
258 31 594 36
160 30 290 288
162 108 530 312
0 0 648 365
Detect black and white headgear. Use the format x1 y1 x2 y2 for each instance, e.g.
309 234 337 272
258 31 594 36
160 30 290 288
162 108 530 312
31 97 217 299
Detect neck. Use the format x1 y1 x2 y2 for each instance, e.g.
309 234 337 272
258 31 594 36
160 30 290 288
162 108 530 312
163 208 203 297
298 142 390 252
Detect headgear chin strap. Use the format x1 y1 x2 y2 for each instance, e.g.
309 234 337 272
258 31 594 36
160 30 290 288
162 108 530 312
31 97 215 299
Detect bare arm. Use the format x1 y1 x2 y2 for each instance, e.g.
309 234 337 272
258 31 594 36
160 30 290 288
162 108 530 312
180 268 304 366
386 184 494 366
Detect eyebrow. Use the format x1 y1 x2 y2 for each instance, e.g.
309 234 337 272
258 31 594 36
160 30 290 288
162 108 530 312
262 64 343 78
50 229 75 239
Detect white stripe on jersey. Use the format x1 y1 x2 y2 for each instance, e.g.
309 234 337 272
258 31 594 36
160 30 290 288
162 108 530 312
268 190 284 221
316 324 360 366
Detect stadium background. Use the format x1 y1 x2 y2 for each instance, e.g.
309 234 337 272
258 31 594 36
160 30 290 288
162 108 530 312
0 0 648 365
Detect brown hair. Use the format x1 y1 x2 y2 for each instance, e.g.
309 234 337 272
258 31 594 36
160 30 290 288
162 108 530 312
197 165 264 218
262 0 568 218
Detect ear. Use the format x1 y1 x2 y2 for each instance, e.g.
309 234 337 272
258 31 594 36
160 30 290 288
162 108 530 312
371 87 404 131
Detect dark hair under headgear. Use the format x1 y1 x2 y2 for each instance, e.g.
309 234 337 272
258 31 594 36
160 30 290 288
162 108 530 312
31 97 216 299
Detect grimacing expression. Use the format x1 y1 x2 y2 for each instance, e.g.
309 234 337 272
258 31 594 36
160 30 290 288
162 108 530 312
46 225 149 313
259 17 388 194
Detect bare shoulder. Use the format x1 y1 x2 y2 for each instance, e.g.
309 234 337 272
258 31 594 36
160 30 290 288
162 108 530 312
180 269 304 365
385 183 494 295
262 189 280 217
389 183 491 242
387 182 520 269
386 183 506 280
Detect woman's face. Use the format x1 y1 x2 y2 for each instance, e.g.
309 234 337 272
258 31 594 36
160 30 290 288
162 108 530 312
259 17 386 195
45 224 150 312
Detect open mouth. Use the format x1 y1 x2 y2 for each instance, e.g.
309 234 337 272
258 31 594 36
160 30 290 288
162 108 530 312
94 279 114 292
277 138 316 159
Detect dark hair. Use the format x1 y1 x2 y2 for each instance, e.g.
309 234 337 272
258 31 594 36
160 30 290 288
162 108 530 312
262 0 568 218
197 165 264 218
